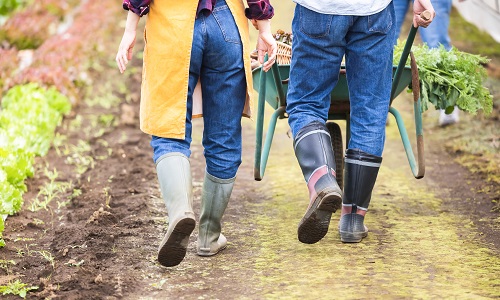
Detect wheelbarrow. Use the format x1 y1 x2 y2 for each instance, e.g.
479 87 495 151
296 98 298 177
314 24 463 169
252 21 426 188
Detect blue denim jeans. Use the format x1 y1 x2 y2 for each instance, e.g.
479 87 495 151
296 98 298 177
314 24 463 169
286 3 396 157
393 0 452 49
151 0 246 179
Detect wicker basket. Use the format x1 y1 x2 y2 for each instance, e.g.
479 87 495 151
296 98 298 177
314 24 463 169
276 41 292 65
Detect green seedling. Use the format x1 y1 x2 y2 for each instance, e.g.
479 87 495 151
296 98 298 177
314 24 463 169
15 248 24 257
36 250 55 269
86 94 120 109
0 280 38 299
52 133 67 157
13 237 34 242
59 188 82 209
103 187 112 208
118 132 128 144
65 259 84 267
29 168 71 212
31 218 44 225
99 114 115 127
64 140 94 175
68 115 83 133
0 259 15 272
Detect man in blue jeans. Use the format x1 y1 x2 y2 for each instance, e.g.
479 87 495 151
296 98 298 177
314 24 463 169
394 0 459 126
287 0 435 244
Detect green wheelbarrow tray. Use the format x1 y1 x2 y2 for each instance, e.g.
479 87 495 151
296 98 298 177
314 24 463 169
252 25 425 185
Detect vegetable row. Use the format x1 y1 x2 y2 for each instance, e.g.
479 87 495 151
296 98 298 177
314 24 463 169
0 83 71 246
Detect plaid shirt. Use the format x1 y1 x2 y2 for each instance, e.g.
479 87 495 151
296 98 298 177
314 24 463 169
123 0 274 19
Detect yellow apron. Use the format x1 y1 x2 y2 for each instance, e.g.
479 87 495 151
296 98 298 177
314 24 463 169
141 0 253 139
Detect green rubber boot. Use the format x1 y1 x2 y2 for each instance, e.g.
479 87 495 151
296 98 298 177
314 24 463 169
156 153 196 267
197 172 235 257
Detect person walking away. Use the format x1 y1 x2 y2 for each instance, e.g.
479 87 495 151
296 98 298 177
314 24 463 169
394 0 459 126
286 0 434 244
116 0 277 267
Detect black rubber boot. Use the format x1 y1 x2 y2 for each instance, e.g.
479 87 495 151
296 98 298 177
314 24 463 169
339 149 382 243
294 121 343 244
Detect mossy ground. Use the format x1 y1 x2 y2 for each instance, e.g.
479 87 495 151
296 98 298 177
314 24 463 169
235 104 500 298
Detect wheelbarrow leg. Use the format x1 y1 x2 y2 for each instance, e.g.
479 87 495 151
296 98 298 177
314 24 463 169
254 65 267 181
254 62 286 181
254 107 286 181
389 105 425 179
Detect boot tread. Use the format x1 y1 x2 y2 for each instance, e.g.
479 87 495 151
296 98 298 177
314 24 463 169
157 217 196 267
298 191 342 244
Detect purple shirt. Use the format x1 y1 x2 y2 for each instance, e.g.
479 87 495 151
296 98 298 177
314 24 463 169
123 0 273 19
197 0 217 16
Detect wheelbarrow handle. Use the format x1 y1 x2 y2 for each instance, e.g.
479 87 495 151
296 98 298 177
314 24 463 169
410 51 425 178
421 10 432 21
389 11 428 179
391 10 430 101
389 49 425 179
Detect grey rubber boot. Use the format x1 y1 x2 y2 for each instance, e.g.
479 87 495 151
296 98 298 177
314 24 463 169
339 149 382 243
156 153 196 267
294 121 343 244
197 172 235 257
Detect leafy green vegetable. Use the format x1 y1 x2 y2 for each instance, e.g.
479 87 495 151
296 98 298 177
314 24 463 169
0 149 34 192
0 217 4 247
394 41 493 115
0 0 24 16
0 83 71 247
0 179 23 216
0 84 70 155
0 279 38 299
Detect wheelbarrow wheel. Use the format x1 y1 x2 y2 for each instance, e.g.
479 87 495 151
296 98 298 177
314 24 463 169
326 122 344 190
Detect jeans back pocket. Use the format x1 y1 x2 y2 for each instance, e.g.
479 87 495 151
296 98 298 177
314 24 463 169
299 5 333 38
368 4 394 34
212 5 241 44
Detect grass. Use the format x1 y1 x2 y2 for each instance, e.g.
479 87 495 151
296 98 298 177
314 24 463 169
449 8 500 61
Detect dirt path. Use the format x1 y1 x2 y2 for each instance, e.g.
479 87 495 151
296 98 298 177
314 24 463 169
2 57 500 298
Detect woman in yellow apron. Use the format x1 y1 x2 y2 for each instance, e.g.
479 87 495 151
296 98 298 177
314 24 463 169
116 0 276 267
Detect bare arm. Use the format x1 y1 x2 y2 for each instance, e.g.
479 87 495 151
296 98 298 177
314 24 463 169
246 0 276 72
252 19 277 72
116 11 140 74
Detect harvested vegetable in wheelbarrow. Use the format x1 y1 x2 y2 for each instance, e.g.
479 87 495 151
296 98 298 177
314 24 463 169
393 41 493 115
273 29 293 46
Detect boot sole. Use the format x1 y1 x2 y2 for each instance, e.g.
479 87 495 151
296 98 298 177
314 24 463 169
298 190 342 244
157 217 196 267
339 231 368 243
